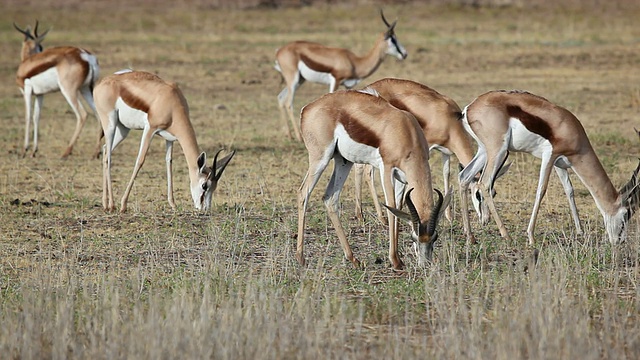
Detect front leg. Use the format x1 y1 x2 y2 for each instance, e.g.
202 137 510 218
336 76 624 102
380 166 404 270
165 140 175 209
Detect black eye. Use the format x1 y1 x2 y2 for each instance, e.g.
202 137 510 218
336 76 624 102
475 191 482 202
202 183 208 191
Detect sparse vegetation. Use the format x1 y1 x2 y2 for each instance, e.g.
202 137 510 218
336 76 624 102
1 1 640 358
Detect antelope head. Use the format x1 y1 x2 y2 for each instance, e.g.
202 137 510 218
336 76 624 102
380 10 408 60
384 188 450 266
13 20 50 60
192 149 236 211
461 162 512 225
610 159 640 243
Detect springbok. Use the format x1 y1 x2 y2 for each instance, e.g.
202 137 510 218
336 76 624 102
275 10 408 141
297 89 449 270
352 78 509 243
14 21 100 158
458 90 640 244
93 70 235 213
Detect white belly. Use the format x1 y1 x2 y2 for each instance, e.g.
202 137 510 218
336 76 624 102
116 98 149 130
26 67 60 95
115 98 178 141
298 61 334 85
334 124 382 167
508 118 552 158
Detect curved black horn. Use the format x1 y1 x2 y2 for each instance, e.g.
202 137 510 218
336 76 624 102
404 189 421 235
13 22 33 39
380 9 391 28
427 189 444 236
212 149 236 181
33 20 39 37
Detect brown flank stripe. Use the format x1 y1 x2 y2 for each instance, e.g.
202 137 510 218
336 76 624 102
339 111 381 148
506 105 554 143
121 86 150 114
300 53 333 73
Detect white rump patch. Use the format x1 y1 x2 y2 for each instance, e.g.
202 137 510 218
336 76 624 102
114 69 134 75
357 87 379 97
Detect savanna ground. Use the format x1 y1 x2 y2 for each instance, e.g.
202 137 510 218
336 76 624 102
1 0 640 358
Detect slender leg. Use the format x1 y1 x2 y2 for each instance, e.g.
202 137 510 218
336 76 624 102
354 163 365 222
354 164 384 223
554 166 582 235
379 165 404 270
31 95 43 157
59 89 88 158
481 144 512 242
297 150 333 266
22 88 32 157
442 153 452 222
367 165 385 222
459 150 487 245
120 125 155 213
322 154 359 267
526 152 557 245
166 140 175 209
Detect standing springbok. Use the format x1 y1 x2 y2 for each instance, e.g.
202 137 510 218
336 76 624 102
275 10 408 142
297 89 449 270
14 21 100 158
458 90 640 245
352 78 509 239
93 70 235 213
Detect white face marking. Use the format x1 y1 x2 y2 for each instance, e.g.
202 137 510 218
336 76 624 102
386 37 407 60
334 124 382 167
298 61 334 85
25 67 59 94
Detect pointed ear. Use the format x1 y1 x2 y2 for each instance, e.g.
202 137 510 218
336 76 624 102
496 162 511 179
197 152 207 172
438 187 453 219
392 168 407 184
382 203 412 222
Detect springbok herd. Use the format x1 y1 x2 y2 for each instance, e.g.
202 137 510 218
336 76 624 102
13 12 640 271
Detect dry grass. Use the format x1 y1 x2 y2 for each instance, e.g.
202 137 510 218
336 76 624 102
1 1 640 358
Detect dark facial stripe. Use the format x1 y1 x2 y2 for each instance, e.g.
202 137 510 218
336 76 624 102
121 86 150 114
300 53 333 73
506 105 554 143
340 111 381 148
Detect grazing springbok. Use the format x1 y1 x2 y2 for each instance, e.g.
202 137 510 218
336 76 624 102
93 70 235 213
275 10 408 141
297 89 449 270
458 90 640 244
352 78 509 240
14 21 100 158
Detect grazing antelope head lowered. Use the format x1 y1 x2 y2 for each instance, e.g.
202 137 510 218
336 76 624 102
459 90 640 245
94 70 235 213
384 188 450 265
297 89 447 270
